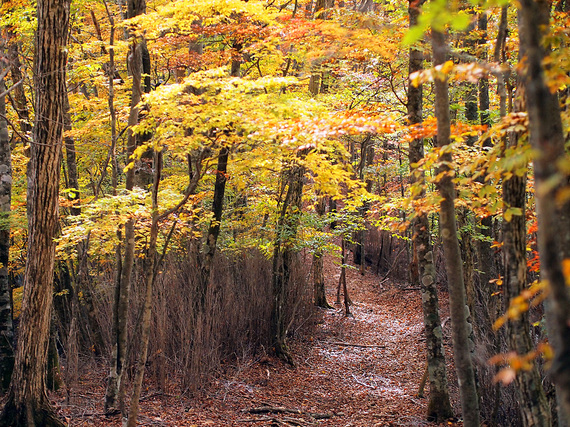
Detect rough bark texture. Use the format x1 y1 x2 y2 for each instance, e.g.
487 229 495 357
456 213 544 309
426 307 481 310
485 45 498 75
519 0 570 419
431 27 480 427
0 50 14 391
502 28 552 423
407 2 452 420
0 0 70 423
503 160 551 426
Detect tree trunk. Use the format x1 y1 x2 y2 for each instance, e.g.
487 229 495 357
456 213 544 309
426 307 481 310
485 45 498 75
519 0 570 418
312 252 331 308
313 197 331 308
0 0 70 423
271 163 304 365
431 26 480 427
476 9 506 424
0 48 14 391
503 147 551 426
7 35 32 142
198 147 229 310
336 239 352 315
407 2 452 420
126 151 162 427
501 25 552 423
62 91 105 364
105 0 146 412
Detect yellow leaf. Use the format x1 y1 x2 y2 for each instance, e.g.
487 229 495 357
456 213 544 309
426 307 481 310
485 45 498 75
441 60 454 75
493 315 506 331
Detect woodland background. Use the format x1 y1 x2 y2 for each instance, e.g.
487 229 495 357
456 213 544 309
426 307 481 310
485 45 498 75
0 0 570 425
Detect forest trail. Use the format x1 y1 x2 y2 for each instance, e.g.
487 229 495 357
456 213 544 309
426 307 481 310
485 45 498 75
60 255 457 426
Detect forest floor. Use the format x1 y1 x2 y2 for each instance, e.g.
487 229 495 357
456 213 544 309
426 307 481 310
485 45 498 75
58 255 462 426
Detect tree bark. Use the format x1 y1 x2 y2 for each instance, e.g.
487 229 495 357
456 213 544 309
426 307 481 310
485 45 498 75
500 22 552 423
518 0 570 419
431 26 480 427
0 0 70 423
0 47 14 391
407 2 452 420
503 149 551 426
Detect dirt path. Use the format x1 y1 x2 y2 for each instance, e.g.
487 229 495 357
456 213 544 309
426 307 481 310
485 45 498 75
60 256 457 426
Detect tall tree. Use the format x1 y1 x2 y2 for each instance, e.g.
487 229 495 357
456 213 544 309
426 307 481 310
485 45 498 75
0 0 70 423
407 0 452 421
431 22 480 427
271 160 304 365
500 12 551 423
502 142 551 425
126 150 162 427
0 44 14 391
104 0 147 414
518 0 570 418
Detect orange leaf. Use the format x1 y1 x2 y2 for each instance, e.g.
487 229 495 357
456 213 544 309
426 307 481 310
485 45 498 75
494 368 516 385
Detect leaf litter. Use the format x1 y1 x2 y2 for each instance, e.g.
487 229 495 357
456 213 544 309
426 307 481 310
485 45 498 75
57 253 461 426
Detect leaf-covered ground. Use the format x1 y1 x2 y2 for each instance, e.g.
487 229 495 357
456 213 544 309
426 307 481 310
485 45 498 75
58 255 461 426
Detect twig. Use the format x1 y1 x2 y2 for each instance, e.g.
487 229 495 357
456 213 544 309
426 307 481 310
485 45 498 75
351 373 376 389
0 78 23 98
236 416 273 423
282 416 311 426
245 406 332 420
247 406 302 415
69 411 106 417
0 112 30 144
328 341 385 348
